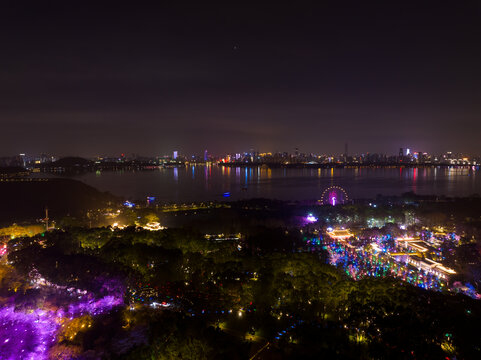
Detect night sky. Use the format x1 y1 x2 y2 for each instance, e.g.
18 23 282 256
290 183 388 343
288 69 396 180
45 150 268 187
1 1 480 157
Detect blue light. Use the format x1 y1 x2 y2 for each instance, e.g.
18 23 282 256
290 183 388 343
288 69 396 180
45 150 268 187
123 201 135 208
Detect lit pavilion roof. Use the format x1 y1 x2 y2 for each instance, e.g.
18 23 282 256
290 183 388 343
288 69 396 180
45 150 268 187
327 229 353 240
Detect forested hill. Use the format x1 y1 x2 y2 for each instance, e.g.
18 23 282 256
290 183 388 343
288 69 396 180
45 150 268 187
0 178 118 223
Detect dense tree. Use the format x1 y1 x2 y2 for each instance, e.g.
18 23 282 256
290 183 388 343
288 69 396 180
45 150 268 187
5 218 481 359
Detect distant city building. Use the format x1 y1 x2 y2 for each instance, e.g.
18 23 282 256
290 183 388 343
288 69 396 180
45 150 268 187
19 153 26 167
173 151 178 160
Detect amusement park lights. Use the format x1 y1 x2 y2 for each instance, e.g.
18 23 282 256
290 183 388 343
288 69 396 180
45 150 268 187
320 186 349 206
306 213 318 223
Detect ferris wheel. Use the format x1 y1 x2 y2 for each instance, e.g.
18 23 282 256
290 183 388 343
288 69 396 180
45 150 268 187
320 186 349 206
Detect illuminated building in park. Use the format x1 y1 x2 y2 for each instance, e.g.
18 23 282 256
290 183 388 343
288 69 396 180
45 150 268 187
326 229 353 241
406 256 456 280
391 237 456 280
143 222 166 231
394 237 430 255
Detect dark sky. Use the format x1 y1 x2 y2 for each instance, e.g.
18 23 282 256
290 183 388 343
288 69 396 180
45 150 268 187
1 1 480 157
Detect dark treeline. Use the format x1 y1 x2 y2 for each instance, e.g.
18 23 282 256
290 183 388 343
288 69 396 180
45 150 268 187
0 178 117 224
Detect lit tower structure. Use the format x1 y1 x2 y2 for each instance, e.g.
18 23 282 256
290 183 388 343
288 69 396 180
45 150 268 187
44 207 49 231
19 153 26 167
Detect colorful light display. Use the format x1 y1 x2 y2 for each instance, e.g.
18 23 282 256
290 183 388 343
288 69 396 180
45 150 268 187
320 186 349 206
0 277 124 359
326 228 353 241
324 240 444 291
0 307 58 360
123 201 135 208
0 243 7 257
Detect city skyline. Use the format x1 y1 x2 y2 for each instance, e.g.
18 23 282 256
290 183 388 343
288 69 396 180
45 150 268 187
2 3 481 359
0 2 480 156
1 146 478 160
2 147 478 170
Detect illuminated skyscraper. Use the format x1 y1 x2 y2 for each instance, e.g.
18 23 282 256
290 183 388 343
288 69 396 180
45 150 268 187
19 153 26 167
173 151 178 160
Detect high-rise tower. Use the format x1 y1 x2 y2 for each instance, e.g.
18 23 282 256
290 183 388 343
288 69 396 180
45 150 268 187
44 207 49 231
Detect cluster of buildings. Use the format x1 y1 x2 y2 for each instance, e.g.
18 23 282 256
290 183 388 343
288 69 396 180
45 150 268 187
217 148 478 166
0 153 58 168
324 227 461 289
1 147 479 171
392 236 456 280
397 148 474 166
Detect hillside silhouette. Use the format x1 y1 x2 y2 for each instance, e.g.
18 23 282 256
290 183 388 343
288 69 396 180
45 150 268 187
0 178 117 224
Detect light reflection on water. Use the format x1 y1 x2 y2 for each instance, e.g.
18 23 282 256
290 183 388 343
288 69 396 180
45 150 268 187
73 165 481 202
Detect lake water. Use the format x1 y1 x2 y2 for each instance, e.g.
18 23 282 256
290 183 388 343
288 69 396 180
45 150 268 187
72 165 480 203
